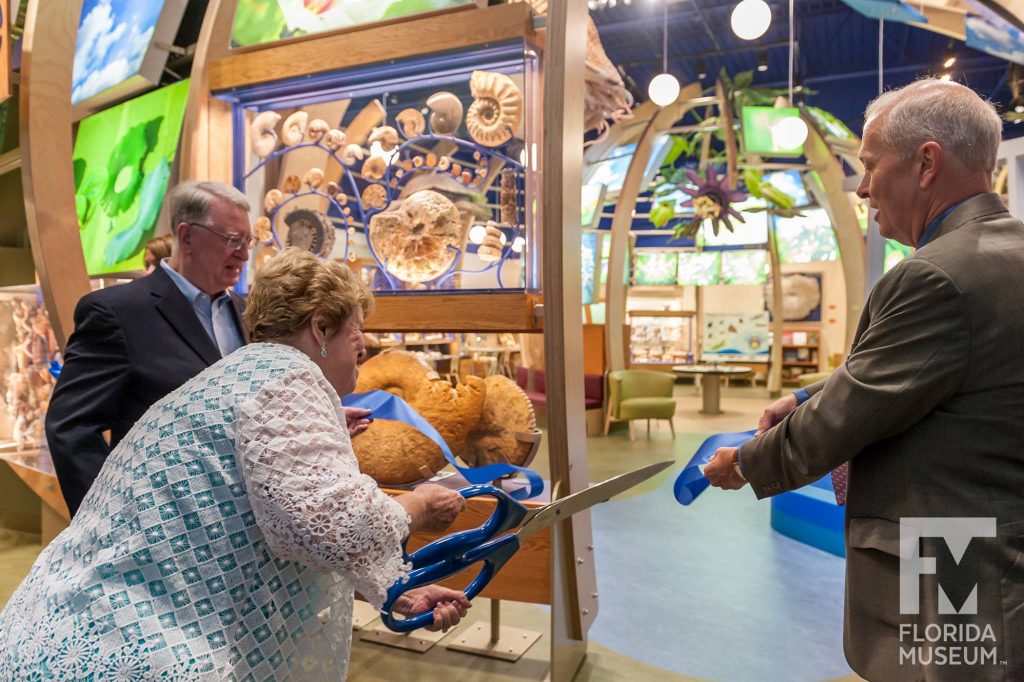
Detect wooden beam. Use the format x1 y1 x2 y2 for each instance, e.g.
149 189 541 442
209 3 535 92
906 5 967 40
179 0 238 184
604 82 703 372
19 0 90 349
542 0 593 679
364 293 542 332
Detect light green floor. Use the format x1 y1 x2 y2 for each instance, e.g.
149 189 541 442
0 528 42 609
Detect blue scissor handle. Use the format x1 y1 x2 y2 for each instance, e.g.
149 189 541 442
405 485 529 568
380 485 530 633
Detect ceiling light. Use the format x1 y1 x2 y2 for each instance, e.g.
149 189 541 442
943 42 956 69
940 72 952 82
771 115 808 150
1015 101 1024 114
696 58 707 80
757 50 768 72
649 73 681 106
731 0 771 41
647 0 679 107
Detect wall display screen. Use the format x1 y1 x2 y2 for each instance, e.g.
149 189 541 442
582 183 606 229
741 106 805 156
803 106 857 141
763 169 810 207
633 252 678 286
703 312 771 357
774 208 839 263
583 134 670 200
698 199 769 247
231 0 474 48
581 232 599 305
720 249 768 285
73 79 190 276
677 251 720 286
72 0 186 108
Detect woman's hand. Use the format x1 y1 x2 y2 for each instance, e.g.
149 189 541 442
397 484 466 534
343 407 372 437
394 585 471 632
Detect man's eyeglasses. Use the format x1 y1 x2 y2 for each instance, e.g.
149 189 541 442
187 222 257 251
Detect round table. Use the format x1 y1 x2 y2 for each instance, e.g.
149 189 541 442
672 364 753 415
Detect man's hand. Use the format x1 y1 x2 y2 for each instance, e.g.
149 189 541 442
704 446 748 490
344 407 372 437
394 585 471 632
756 393 798 435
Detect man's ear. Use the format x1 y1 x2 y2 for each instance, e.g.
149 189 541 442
918 141 943 190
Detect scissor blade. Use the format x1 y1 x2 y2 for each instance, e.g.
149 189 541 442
518 460 673 540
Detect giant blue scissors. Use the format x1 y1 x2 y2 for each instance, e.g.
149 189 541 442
380 460 673 632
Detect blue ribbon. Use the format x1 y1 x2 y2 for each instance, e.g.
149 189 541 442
674 430 756 505
342 389 543 500
48 360 62 379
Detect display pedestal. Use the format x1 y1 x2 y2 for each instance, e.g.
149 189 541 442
359 624 448 653
351 600 379 630
447 599 542 662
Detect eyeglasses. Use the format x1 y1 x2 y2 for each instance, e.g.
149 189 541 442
187 222 257 251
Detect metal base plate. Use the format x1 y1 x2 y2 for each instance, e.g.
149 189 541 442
359 624 448 653
446 624 543 662
351 600 379 630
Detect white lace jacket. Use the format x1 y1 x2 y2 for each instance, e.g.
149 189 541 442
0 343 411 680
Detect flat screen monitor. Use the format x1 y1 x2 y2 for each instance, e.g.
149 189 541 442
73 79 190 276
231 0 475 48
803 106 857 141
583 133 671 201
581 183 606 229
774 208 840 263
633 252 678 286
72 0 188 111
741 106 805 156
698 198 769 247
763 169 810 207
677 251 720 286
720 249 768 285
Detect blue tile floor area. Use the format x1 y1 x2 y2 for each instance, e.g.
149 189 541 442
588 462 853 682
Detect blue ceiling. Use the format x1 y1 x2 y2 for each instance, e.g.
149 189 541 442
592 0 1022 139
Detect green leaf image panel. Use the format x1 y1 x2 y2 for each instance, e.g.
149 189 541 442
73 79 190 276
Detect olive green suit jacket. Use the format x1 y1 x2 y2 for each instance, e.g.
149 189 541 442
741 193 1024 681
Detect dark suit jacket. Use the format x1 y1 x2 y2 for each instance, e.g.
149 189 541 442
741 194 1024 681
44 266 247 516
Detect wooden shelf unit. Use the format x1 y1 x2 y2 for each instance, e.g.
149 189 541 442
779 325 825 385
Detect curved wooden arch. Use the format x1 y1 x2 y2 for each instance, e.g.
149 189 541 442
20 0 90 349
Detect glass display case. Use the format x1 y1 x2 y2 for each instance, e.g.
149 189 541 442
628 310 695 368
0 292 60 452
217 41 540 294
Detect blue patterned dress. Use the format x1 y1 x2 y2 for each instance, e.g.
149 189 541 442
0 343 411 680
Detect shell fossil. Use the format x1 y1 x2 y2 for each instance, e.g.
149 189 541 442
250 110 281 158
368 126 400 152
426 91 464 136
253 216 273 243
324 129 347 151
304 167 325 189
282 111 309 146
263 189 284 213
307 119 330 141
361 183 388 209
466 71 523 147
361 156 388 182
368 189 464 283
340 144 365 166
395 108 426 138
282 174 301 194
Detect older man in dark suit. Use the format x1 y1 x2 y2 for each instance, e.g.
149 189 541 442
45 181 254 516
706 79 1024 681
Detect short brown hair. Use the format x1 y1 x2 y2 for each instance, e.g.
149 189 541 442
245 248 374 342
145 235 173 261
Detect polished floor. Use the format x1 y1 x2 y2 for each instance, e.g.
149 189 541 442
0 384 866 681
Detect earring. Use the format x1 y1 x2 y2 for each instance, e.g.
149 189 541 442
320 343 328 358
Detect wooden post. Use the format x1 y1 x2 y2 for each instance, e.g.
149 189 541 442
19 0 90 349
541 1 593 679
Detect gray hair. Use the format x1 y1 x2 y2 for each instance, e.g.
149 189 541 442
864 78 1002 173
167 181 250 236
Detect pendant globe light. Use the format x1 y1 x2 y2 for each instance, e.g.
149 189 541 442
648 0 680 107
731 0 771 41
775 0 807 148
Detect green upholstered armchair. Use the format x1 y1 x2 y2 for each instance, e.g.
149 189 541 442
605 370 677 440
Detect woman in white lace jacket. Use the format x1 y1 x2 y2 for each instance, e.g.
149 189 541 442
0 249 470 680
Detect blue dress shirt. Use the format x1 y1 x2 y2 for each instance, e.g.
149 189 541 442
159 260 245 357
